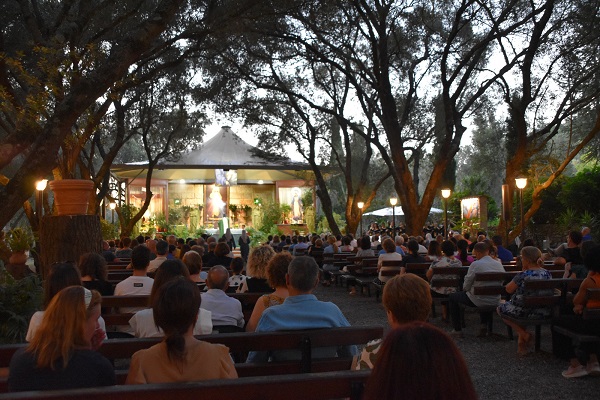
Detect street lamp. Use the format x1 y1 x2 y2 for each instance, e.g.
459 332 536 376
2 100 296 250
515 177 527 240
109 202 116 224
390 197 398 234
357 202 364 236
441 189 452 238
35 179 48 224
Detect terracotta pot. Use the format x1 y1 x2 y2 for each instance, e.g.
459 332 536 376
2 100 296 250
49 179 95 215
9 251 28 265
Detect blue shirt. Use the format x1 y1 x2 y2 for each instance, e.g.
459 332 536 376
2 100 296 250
246 294 357 363
496 246 514 263
378 246 405 256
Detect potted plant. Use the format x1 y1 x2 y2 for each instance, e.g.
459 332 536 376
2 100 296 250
48 179 95 215
6 227 35 265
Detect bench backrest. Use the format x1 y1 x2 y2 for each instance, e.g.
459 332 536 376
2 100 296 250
0 370 370 400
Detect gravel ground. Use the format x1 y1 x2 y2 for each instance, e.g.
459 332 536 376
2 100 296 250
313 283 598 400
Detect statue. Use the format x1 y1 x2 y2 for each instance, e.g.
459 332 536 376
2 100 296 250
290 189 303 223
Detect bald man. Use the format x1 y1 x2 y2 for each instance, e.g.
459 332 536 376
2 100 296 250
201 266 244 329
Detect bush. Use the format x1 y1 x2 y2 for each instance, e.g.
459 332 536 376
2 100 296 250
0 268 42 343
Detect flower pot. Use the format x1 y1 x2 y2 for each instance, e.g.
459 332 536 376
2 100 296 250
9 251 28 265
49 179 95 216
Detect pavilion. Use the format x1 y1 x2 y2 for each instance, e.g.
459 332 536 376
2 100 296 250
111 126 315 231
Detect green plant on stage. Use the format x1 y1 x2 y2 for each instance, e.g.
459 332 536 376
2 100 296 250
155 213 169 232
301 189 313 212
242 204 252 215
280 204 292 222
172 225 190 239
194 226 206 237
0 268 42 343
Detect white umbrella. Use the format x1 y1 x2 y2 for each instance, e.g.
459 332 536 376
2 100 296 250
363 206 445 216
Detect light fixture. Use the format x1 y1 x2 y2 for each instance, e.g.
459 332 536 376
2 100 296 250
515 177 527 189
258 180 264 185
357 202 364 236
389 197 397 206
357 202 364 209
441 189 452 238
390 197 398 232
36 179 48 191
179 179 185 184
109 202 116 210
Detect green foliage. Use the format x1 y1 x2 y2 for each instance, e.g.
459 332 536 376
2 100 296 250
100 218 118 240
194 226 206 237
0 268 43 344
120 204 139 226
301 189 313 210
556 208 581 233
245 227 267 247
155 213 168 232
558 167 600 216
259 201 282 232
6 227 35 253
168 207 182 225
172 225 190 240
317 212 345 234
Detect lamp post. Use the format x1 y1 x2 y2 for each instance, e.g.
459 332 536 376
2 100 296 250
515 177 527 240
390 197 397 234
357 202 364 236
109 202 116 224
35 179 48 225
441 189 452 238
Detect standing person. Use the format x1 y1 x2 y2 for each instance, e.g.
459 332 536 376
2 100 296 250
448 242 505 337
246 256 357 363
225 228 236 250
238 229 250 261
498 246 553 355
9 287 115 391
362 322 477 400
127 279 237 384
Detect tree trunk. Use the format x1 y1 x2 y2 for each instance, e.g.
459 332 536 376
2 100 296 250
39 215 102 279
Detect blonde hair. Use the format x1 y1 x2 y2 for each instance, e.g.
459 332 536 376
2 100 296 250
28 286 101 370
247 245 275 278
327 235 338 253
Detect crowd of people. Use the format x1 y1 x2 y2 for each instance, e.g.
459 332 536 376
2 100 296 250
5 224 599 395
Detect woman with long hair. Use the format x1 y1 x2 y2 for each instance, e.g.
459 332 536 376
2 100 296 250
9 286 114 391
238 229 250 261
237 245 275 293
246 252 292 332
363 322 477 400
129 259 212 337
127 279 237 383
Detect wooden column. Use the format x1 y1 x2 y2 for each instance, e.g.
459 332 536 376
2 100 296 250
39 215 102 279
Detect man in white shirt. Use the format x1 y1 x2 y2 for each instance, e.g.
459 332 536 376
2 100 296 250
115 245 154 314
147 240 168 273
200 266 244 330
448 242 505 337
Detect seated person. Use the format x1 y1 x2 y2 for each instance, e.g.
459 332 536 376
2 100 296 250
246 252 292 332
448 242 505 337
79 252 113 296
492 235 514 263
182 250 207 283
9 287 114 391
147 240 169 273
228 257 247 290
238 245 275 293
400 239 427 272
201 266 245 330
375 238 403 284
354 274 432 370
362 322 477 400
553 244 600 378
498 246 553 355
204 243 234 269
551 230 583 268
246 256 357 363
129 260 212 337
126 279 237 384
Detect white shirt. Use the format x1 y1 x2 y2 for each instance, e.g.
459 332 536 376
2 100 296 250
27 311 106 342
129 308 213 337
200 289 244 328
147 256 168 273
114 275 154 333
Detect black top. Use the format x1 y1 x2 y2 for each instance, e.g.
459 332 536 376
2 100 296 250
205 256 234 269
402 254 428 266
101 250 116 262
9 348 115 392
563 247 583 265
83 279 114 296
246 278 274 293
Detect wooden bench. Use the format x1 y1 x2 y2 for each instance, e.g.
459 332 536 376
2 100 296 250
101 292 266 330
338 258 378 291
370 262 432 301
429 266 470 318
0 326 382 392
0 370 370 400
552 288 600 353
356 259 402 297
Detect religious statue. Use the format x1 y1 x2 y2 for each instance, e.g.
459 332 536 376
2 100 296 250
291 189 303 222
